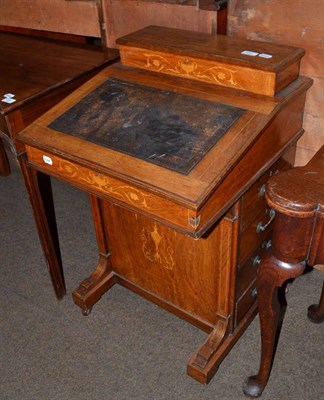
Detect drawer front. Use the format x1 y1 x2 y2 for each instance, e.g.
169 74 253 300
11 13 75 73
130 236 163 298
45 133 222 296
236 253 259 301
241 173 270 232
238 152 294 265
238 207 274 266
241 156 292 231
236 240 271 301
120 46 276 95
25 146 194 232
235 279 257 327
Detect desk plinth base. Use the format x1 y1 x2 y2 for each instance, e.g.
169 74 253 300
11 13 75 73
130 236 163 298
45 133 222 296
72 255 116 315
188 302 258 384
70 198 259 384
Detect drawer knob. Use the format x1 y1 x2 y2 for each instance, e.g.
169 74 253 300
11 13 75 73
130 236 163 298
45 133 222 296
262 240 272 250
256 209 276 233
270 169 280 176
252 288 258 298
258 183 266 197
253 255 261 266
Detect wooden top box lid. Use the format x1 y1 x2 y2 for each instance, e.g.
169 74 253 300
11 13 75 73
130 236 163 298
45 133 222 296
117 25 305 96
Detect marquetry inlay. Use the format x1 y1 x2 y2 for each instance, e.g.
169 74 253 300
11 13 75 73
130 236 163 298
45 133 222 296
119 47 276 95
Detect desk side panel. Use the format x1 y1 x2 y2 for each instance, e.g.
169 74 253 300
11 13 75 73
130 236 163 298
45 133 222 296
102 201 237 327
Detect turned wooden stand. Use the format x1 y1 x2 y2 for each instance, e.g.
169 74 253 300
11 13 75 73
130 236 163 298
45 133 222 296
244 145 324 398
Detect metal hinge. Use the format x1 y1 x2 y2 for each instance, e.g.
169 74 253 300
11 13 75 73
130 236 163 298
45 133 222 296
189 215 201 229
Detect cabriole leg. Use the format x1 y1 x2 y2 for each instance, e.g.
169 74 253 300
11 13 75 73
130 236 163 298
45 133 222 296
243 253 305 397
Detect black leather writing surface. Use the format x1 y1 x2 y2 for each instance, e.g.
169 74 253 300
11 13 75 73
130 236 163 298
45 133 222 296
49 78 245 175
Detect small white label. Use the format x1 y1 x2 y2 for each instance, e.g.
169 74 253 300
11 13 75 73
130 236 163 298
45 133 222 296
258 53 273 59
1 97 16 104
43 155 53 165
241 50 259 57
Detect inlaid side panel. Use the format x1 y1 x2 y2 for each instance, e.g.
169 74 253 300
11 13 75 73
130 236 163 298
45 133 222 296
101 201 237 326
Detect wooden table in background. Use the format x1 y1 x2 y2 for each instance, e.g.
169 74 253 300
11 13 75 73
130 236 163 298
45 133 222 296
16 27 312 388
0 32 119 176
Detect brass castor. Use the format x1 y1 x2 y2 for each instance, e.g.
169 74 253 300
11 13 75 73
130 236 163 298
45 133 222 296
82 307 92 316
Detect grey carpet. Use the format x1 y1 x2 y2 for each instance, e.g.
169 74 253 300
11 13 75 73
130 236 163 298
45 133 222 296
0 163 323 400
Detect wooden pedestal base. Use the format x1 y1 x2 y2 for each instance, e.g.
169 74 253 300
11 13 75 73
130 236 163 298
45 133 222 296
69 194 259 384
188 303 258 384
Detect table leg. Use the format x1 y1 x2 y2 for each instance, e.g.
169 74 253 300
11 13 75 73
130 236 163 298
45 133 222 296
243 253 305 398
0 139 10 176
72 195 116 315
19 155 66 299
308 281 324 324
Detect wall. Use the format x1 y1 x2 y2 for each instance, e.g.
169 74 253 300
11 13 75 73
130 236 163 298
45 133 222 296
0 0 100 38
101 0 217 47
228 0 324 165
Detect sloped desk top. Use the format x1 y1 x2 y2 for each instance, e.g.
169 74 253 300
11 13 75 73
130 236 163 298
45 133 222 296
18 63 312 237
48 77 244 175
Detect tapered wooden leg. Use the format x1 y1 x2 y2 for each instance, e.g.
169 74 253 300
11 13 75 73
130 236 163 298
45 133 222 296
308 281 324 324
72 195 116 315
243 253 305 398
19 155 66 299
0 139 11 176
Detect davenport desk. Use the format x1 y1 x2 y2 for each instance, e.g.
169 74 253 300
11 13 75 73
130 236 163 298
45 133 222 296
16 27 312 385
0 32 119 176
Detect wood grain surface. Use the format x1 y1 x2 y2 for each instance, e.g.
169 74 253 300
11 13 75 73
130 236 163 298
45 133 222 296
102 0 216 47
118 26 304 95
0 0 100 37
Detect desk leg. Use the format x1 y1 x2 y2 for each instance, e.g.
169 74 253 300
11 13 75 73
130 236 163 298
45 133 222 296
243 253 305 398
308 281 324 324
0 139 10 176
72 195 116 315
19 156 66 299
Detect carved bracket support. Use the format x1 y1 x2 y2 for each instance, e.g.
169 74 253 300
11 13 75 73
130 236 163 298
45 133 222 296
190 313 230 369
72 253 116 315
187 313 233 383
